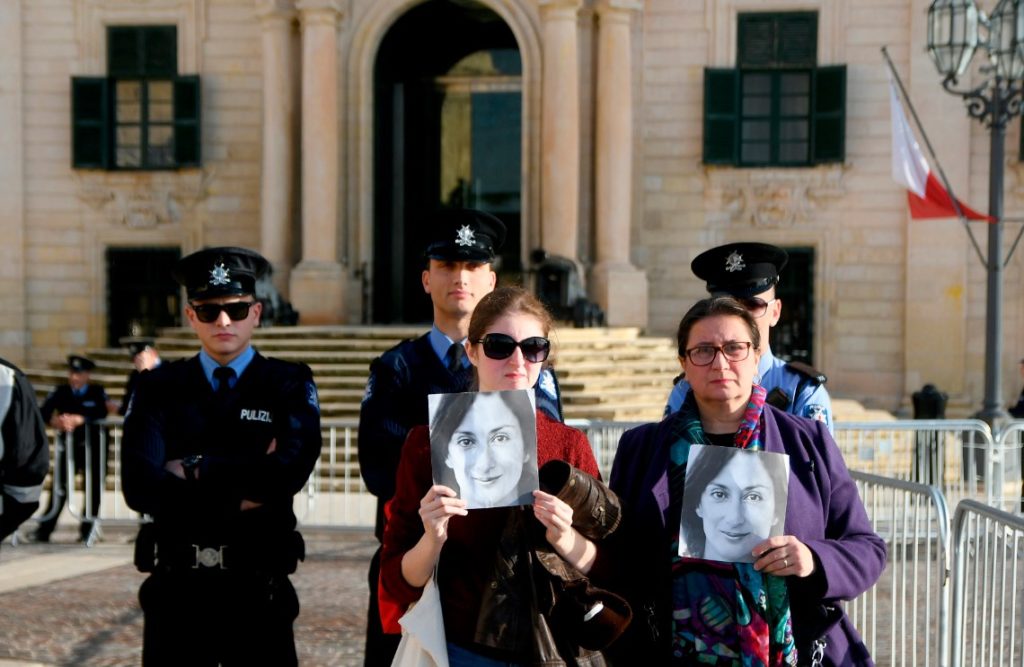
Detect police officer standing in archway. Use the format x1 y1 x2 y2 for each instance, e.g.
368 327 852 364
665 242 833 431
122 247 322 666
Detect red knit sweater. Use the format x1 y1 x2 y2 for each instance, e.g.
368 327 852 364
380 411 600 651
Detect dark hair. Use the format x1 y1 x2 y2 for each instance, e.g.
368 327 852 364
468 286 553 344
428 389 537 491
681 446 788 557
675 297 761 358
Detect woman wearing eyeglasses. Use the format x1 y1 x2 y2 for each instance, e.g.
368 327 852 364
589 297 885 666
381 286 615 666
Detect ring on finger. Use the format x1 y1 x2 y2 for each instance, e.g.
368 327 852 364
783 558 789 568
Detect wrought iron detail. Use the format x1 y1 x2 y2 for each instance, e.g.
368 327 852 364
941 73 1024 128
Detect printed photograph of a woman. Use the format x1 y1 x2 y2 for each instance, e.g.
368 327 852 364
428 389 538 509
679 445 789 563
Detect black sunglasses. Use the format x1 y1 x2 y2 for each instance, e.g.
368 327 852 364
476 333 551 363
190 301 256 324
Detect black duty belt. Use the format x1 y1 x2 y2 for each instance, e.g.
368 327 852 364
158 543 257 572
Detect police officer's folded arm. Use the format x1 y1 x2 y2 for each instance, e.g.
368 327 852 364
121 374 192 515
228 367 322 503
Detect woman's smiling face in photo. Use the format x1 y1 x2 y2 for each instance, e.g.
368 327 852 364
445 392 528 507
696 453 778 562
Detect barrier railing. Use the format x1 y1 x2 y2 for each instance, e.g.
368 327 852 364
949 499 1024 667
993 421 1024 514
833 420 1024 511
30 417 1021 532
849 471 951 667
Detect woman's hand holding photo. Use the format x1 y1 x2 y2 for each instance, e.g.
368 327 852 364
753 535 815 578
418 484 468 545
533 489 597 574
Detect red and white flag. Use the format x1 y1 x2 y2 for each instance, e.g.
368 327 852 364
889 73 991 221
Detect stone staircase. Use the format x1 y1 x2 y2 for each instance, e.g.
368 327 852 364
25 325 679 423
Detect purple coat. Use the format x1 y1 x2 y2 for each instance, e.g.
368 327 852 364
590 405 886 666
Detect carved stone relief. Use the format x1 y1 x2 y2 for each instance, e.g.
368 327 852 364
75 170 212 228
703 166 847 229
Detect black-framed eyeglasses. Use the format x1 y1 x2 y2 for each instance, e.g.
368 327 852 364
737 297 778 319
683 341 753 366
190 301 256 324
475 333 551 363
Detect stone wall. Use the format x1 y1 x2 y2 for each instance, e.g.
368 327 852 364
4 0 1024 412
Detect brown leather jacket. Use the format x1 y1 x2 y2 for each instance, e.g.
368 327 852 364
473 463 631 666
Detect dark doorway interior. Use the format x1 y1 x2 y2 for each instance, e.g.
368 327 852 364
373 0 522 323
774 246 815 365
106 247 181 346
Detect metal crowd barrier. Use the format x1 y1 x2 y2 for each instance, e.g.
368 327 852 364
849 471 951 667
834 420 1023 512
949 500 1024 667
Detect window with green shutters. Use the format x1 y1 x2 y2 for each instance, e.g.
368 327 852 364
72 26 200 170
703 12 845 167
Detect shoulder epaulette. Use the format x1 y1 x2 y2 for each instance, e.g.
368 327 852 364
785 361 827 385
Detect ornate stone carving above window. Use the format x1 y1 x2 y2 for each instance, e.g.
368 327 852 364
703 165 846 228
75 170 211 228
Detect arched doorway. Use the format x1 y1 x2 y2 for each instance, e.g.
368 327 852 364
373 0 523 323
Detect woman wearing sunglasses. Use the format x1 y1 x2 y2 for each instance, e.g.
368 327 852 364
588 297 885 666
381 286 615 666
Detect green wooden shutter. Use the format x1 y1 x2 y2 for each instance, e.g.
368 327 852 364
71 77 110 169
777 13 818 67
738 14 775 67
812 65 845 163
738 12 817 67
143 26 177 77
173 75 201 166
704 68 740 165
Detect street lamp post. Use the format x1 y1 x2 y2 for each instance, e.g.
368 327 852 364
927 0 1024 427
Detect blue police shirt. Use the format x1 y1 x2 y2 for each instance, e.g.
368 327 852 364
198 346 255 390
428 325 469 370
664 346 833 433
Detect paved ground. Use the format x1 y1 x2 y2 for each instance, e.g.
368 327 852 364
0 525 375 666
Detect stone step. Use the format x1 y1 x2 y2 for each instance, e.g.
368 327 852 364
560 387 669 406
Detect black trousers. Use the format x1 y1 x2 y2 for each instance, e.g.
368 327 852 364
37 438 104 540
139 569 299 666
364 546 401 666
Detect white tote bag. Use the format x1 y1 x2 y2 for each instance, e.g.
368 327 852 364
391 573 449 667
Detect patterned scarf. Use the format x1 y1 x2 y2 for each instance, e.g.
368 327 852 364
667 385 797 666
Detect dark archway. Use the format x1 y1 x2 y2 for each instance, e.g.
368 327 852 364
373 0 522 323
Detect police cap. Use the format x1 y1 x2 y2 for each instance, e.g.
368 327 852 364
691 242 788 298
172 246 270 300
67 355 96 372
121 337 154 359
423 208 506 263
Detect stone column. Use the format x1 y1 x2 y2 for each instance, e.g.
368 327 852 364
590 0 647 327
539 0 582 261
256 0 297 297
290 0 345 323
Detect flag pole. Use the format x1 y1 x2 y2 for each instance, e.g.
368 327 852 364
881 45 986 265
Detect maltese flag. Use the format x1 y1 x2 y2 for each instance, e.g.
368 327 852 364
889 74 991 221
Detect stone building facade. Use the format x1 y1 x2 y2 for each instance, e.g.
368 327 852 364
2 0 1024 414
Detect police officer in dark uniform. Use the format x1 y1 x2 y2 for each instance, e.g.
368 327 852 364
122 247 322 666
357 208 564 665
0 357 50 546
117 338 162 416
665 242 833 432
35 355 110 542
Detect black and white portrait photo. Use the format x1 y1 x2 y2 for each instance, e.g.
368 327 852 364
427 389 539 509
678 446 789 563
